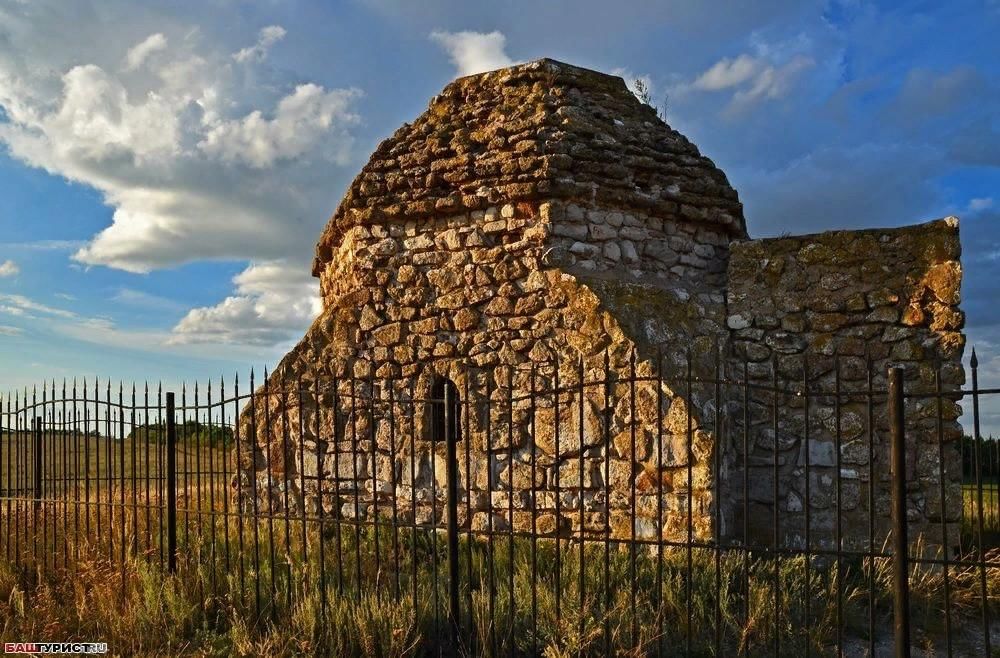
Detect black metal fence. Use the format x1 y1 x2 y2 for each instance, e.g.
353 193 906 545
0 354 998 657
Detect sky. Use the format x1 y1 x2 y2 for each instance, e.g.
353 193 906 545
0 0 998 423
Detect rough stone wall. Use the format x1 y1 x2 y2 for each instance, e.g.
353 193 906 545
239 198 734 543
235 57 968 556
547 203 731 289
725 218 965 551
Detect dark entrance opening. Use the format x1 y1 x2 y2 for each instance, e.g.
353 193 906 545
430 377 461 444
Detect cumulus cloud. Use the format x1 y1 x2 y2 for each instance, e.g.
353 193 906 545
0 325 22 337
123 32 167 71
170 260 321 346
0 3 366 346
233 25 287 63
0 6 362 275
729 56 812 109
686 52 814 114
693 54 761 91
429 30 514 77
0 260 19 277
199 84 361 168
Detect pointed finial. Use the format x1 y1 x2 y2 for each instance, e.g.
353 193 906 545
971 347 978 369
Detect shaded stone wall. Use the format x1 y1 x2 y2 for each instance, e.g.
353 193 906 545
239 199 733 543
725 218 965 551
545 202 731 288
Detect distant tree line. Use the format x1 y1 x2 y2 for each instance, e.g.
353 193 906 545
126 421 233 448
962 435 1000 481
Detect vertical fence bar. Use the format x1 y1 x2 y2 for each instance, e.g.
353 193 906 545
506 366 515 649
234 374 246 608
2 393 7 563
970 349 992 656
602 350 611 655
486 372 497 658
529 364 539 656
389 376 401 603
865 354 875 658
935 365 953 656
553 357 562 640
577 355 586 658
33 416 42 518
888 366 910 658
462 373 473 655
444 380 461 649
685 351 694 657
834 357 843 656
629 350 638 648
166 391 178 573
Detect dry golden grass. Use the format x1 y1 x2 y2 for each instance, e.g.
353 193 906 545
1 501 999 657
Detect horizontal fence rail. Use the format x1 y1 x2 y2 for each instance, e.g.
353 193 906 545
0 352 998 656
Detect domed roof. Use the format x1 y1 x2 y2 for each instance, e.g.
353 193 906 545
314 58 745 274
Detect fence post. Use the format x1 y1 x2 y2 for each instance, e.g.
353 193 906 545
32 416 42 514
888 366 911 658
444 383 461 647
166 392 177 573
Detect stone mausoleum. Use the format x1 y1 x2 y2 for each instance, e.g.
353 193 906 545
238 59 965 552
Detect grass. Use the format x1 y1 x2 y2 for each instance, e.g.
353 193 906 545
2 492 1000 657
0 431 228 494
963 481 1000 548
0 453 997 654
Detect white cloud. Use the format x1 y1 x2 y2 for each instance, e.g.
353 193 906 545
170 260 321 346
0 240 84 251
611 67 654 97
0 260 19 277
0 293 77 319
0 4 362 348
0 7 363 277
686 52 814 114
693 54 761 91
233 25 287 63
123 33 167 71
0 289 265 359
12 63 182 165
969 197 994 213
429 30 514 77
729 55 813 111
199 84 361 168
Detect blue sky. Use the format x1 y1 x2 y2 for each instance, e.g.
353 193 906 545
0 0 997 411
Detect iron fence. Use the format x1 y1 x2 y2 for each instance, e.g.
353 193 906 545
0 352 998 657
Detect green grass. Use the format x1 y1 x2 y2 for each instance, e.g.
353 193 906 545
0 431 228 491
963 482 1000 548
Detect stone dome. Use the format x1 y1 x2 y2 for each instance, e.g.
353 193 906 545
313 58 745 275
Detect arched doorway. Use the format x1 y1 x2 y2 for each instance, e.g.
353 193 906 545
430 377 461 444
